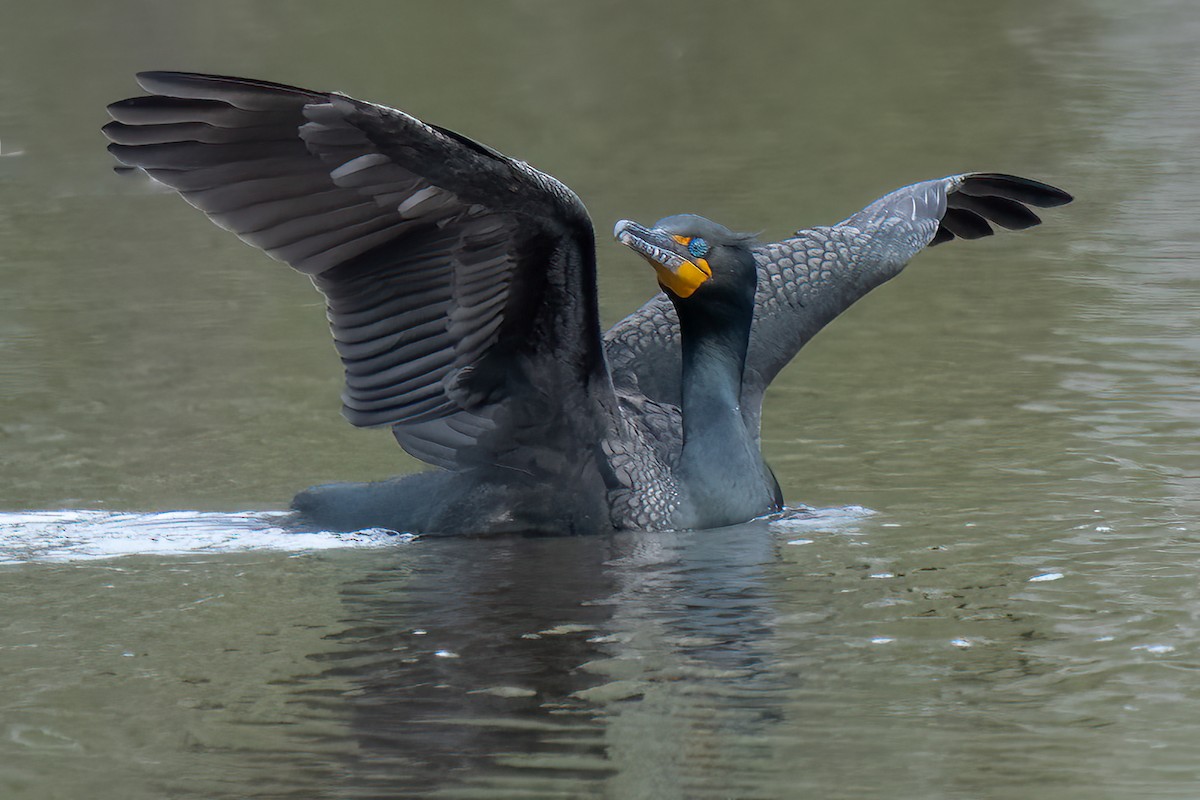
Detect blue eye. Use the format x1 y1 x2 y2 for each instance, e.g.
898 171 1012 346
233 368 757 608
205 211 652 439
687 237 709 258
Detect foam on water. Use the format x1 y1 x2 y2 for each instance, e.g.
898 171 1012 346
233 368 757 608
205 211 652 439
0 510 409 564
766 505 876 531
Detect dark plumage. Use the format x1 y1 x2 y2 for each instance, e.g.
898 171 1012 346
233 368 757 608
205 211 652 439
102 72 1072 535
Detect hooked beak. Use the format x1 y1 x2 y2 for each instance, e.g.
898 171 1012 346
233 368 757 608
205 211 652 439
614 219 711 298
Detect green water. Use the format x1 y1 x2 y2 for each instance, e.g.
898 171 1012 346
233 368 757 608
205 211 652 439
2 1 1199 797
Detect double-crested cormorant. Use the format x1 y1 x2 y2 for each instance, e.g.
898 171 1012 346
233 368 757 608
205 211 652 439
103 72 1072 535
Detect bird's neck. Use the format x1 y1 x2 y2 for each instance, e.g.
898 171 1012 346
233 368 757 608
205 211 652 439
677 301 751 438
674 299 771 526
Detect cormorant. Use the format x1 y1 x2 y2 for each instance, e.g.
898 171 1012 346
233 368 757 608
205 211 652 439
102 72 1071 535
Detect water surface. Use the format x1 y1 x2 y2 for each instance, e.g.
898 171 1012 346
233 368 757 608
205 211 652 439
3 1 1199 797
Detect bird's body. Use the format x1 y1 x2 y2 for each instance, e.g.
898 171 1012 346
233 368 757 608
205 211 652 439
296 215 784 536
103 72 1071 536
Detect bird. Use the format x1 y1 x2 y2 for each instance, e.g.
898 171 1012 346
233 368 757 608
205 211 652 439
102 72 1072 536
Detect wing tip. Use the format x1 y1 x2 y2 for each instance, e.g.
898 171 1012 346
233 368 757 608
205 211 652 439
962 172 1074 208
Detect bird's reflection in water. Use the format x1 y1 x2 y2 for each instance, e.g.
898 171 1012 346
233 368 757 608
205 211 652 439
298 523 783 797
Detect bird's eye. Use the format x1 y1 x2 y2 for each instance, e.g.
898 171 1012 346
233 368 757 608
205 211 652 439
687 237 710 258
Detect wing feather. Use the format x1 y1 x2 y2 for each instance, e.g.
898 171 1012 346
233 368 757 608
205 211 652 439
104 71 612 470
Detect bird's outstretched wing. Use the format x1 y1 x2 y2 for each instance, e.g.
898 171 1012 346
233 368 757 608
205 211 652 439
605 173 1072 436
105 72 613 471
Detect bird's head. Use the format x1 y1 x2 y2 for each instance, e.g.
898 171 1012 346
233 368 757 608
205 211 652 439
614 214 758 311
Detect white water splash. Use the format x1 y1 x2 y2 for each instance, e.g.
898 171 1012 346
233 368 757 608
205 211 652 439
766 505 875 532
0 510 409 564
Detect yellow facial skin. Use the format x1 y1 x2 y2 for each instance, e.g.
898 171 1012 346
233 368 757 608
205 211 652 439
654 258 711 298
654 235 712 298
